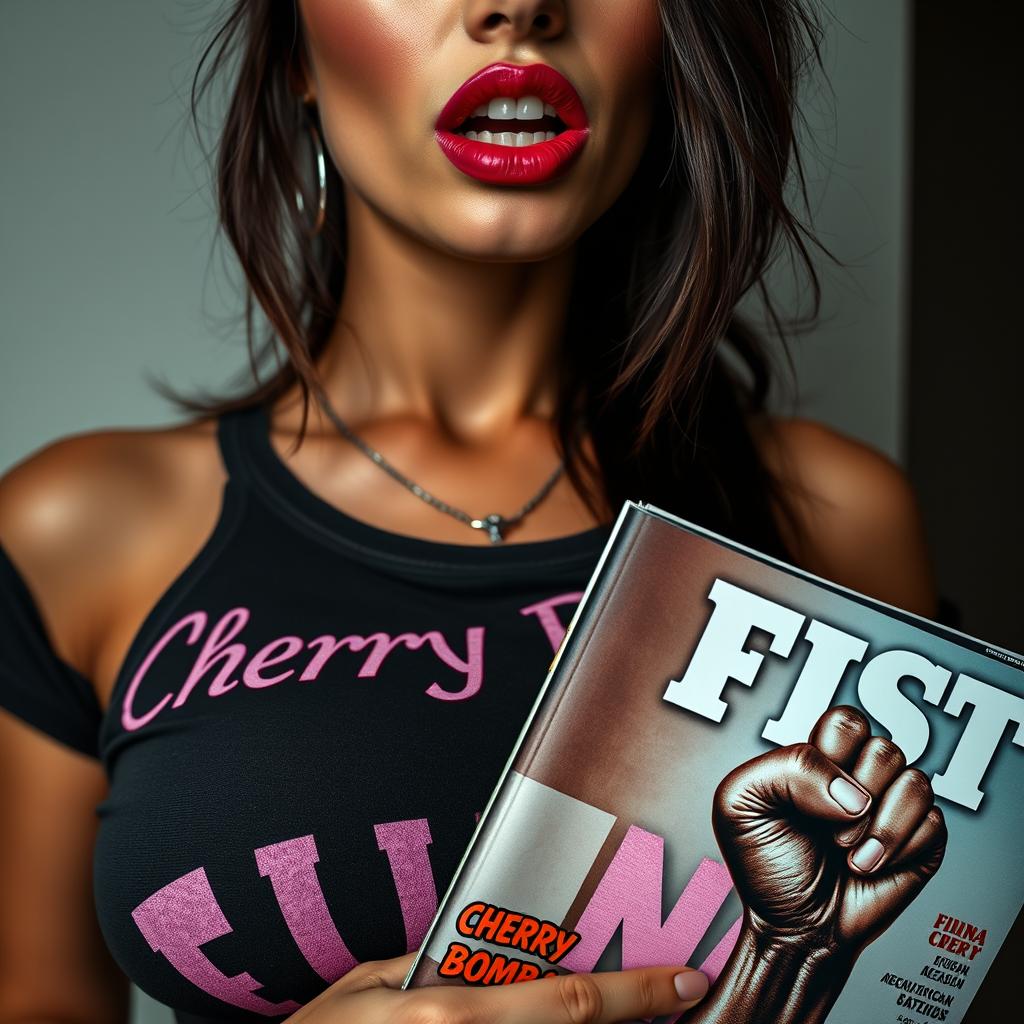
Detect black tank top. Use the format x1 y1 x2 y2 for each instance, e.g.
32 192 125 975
0 405 613 1022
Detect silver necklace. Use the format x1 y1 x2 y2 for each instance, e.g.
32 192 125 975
312 388 566 544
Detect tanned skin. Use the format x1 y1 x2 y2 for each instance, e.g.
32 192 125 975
0 0 936 1021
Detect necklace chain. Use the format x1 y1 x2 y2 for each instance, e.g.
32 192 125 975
311 388 566 544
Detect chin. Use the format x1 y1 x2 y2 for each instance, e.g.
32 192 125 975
433 231 577 264
421 201 583 263
347 162 591 263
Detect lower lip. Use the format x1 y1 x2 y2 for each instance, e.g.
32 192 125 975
434 128 589 185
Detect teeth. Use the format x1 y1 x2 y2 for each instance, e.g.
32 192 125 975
516 96 544 119
487 97 517 119
468 95 556 121
472 131 556 147
465 126 561 146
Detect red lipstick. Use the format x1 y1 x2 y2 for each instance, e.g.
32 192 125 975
434 62 590 186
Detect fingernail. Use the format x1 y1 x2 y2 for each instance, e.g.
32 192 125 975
674 970 709 1002
829 776 870 814
851 837 885 872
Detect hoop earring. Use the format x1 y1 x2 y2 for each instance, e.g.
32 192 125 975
296 119 327 235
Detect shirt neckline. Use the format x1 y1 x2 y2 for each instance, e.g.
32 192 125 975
234 404 613 570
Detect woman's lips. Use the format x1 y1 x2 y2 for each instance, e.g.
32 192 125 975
434 62 590 186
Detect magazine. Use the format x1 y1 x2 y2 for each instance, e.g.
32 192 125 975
403 499 1024 1023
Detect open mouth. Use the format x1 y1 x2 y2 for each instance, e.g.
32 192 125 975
434 62 590 183
452 96 568 147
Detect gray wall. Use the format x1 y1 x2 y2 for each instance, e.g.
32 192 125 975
0 3 909 1022
0 0 242 472
757 0 911 459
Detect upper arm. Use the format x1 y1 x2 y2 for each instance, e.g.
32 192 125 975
760 418 938 619
0 435 142 1021
0 710 130 1023
0 425 220 1022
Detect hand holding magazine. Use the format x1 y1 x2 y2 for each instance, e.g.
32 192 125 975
404 500 1023 1024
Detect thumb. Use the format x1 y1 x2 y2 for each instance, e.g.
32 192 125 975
332 951 418 995
717 743 872 825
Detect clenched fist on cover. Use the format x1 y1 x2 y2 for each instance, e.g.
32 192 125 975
687 706 947 1024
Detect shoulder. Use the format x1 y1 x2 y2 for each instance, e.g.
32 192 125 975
0 420 220 544
0 419 225 672
754 417 938 618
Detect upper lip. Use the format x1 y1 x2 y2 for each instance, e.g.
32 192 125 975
435 61 589 133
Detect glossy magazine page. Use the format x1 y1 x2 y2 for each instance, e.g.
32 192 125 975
404 500 1024 1024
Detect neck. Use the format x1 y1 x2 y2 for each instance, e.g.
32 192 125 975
309 188 577 448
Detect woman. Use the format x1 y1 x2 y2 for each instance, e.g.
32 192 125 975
0 1 936 1022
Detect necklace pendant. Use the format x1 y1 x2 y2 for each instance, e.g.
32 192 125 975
315 391 566 549
483 513 507 543
470 513 506 544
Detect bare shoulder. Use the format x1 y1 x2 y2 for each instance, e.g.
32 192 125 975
0 419 222 552
0 418 225 681
755 417 938 618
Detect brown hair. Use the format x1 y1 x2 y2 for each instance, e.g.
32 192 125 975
170 0 834 559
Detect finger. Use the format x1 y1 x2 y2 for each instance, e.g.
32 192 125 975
835 736 907 847
520 965 710 1024
848 768 934 875
888 805 947 877
809 705 871 771
333 952 418 994
715 743 872 830
411 964 710 1024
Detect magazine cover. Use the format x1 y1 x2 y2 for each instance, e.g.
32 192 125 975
403 499 1024 1023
